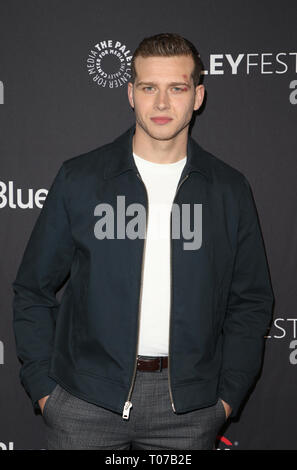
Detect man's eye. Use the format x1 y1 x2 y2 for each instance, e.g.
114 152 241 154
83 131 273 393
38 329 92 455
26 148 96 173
172 87 183 92
142 86 185 93
143 87 155 92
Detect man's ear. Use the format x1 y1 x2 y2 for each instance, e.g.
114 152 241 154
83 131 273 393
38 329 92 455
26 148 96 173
127 82 134 109
194 84 205 111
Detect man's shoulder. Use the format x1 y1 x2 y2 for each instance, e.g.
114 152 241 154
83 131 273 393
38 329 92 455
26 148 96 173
60 125 133 181
61 139 114 177
194 140 248 194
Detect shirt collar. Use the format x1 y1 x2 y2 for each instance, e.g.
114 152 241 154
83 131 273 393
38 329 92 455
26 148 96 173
103 123 212 182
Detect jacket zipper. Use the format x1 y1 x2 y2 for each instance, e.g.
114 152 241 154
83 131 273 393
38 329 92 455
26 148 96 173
168 173 190 412
122 170 190 418
122 171 149 419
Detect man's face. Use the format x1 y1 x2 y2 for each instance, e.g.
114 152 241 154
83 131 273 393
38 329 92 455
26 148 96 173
127 55 204 141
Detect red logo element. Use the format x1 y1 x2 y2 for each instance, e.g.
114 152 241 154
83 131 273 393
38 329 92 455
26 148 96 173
217 435 233 446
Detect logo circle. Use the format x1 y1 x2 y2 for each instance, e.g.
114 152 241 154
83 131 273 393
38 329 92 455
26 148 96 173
86 39 132 89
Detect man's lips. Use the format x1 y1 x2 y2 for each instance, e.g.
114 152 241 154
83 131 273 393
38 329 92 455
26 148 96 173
151 117 173 124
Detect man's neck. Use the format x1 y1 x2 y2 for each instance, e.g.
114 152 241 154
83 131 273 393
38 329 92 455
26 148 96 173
132 124 188 164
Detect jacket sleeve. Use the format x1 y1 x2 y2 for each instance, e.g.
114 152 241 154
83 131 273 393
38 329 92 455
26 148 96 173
12 162 76 413
218 176 274 417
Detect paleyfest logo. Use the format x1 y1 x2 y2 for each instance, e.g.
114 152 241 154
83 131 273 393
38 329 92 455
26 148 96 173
86 40 132 88
266 317 297 365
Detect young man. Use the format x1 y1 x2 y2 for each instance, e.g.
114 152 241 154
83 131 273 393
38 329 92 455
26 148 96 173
12 33 274 450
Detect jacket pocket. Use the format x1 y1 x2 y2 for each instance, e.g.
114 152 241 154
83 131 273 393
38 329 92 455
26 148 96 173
212 269 232 339
42 384 58 419
217 397 227 422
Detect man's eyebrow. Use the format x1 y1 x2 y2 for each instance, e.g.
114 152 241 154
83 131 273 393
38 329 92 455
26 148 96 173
135 81 191 87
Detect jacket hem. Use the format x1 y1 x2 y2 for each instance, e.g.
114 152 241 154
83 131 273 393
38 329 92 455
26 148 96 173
48 356 128 415
48 372 124 413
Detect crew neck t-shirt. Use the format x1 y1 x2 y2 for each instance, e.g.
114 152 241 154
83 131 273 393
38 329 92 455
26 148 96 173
132 152 187 356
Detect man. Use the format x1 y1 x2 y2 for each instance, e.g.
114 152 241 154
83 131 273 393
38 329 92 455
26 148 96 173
12 33 274 450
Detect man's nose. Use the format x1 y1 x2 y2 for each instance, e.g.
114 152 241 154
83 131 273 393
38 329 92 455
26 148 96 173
154 90 170 110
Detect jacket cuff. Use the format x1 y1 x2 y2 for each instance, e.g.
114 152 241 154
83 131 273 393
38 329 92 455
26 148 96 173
218 375 249 418
22 369 57 413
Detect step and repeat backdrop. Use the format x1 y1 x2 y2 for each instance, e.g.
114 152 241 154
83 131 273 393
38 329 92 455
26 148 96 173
0 0 296 450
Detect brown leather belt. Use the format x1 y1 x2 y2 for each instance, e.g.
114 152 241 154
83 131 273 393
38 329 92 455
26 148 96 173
137 356 168 372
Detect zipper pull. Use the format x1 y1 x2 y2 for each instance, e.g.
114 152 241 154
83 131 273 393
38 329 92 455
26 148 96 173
172 402 176 412
122 401 133 419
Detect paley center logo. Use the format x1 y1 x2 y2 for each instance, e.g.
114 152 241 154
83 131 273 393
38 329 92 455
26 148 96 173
86 39 132 88
94 196 202 251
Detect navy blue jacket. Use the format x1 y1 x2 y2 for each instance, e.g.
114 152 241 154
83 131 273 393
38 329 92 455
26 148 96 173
12 124 274 418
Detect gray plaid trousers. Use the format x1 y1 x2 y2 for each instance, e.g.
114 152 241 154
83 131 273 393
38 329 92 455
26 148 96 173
43 366 227 450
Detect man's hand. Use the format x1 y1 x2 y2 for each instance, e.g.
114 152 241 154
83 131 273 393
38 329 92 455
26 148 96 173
38 395 50 414
220 399 232 419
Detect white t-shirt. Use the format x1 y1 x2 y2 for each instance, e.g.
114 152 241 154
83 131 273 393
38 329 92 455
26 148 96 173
133 152 187 356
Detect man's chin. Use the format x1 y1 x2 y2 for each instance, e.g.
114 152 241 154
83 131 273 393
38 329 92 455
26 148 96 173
144 125 182 142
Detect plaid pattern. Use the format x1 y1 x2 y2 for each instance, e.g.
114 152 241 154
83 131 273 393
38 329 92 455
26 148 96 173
43 367 226 450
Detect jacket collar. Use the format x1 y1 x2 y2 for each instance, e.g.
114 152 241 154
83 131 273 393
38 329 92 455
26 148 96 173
103 123 212 182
